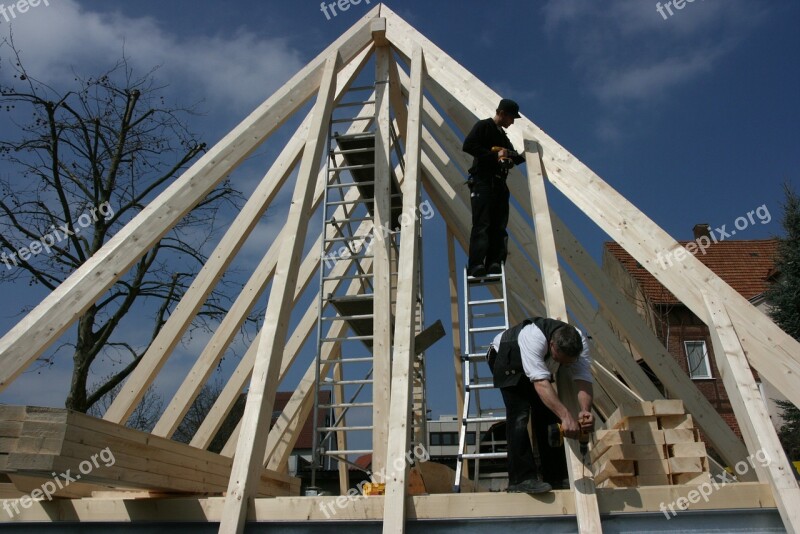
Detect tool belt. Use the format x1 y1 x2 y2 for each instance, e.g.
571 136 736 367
465 172 507 189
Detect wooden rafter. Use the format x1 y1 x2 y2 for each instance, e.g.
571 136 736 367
703 292 800 533
382 44 424 534
219 53 340 534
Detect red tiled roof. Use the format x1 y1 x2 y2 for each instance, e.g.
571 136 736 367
604 239 778 305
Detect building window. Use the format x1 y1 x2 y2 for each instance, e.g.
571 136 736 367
430 432 441 446
466 432 476 446
441 432 458 446
685 340 712 379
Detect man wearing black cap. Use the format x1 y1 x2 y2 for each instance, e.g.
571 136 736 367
462 98 525 278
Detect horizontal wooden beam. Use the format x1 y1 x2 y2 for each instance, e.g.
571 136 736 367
0 483 777 522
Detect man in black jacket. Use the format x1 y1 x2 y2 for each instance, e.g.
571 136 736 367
489 317 594 493
462 98 525 278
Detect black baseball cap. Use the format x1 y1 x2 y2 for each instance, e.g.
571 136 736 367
497 98 521 118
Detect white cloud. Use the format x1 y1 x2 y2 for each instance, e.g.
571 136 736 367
1 0 305 114
541 0 768 103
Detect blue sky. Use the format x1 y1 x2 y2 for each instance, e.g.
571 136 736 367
0 1 798 422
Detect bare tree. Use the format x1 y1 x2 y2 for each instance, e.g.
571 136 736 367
0 40 243 413
87 379 164 432
173 379 245 453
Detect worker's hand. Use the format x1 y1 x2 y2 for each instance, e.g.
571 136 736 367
497 149 508 159
561 413 580 439
578 411 594 431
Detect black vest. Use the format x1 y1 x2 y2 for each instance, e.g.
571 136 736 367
491 317 571 388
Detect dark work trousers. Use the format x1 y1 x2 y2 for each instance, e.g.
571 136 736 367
468 175 509 269
500 378 567 486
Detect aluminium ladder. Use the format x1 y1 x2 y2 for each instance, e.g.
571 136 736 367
453 263 510 492
311 82 425 485
311 84 393 483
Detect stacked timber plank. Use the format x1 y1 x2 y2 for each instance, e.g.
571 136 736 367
0 405 299 497
590 400 710 488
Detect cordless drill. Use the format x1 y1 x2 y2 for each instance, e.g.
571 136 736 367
547 421 591 459
491 146 519 171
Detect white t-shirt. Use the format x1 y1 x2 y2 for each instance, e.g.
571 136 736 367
491 323 593 383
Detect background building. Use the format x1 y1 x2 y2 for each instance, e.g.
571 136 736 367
602 227 786 438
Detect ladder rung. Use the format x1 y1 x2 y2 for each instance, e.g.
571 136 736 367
331 117 374 124
467 383 495 391
329 163 376 172
320 402 373 409
321 313 375 321
345 85 375 91
327 357 374 364
335 100 376 108
321 449 372 456
326 198 374 207
328 181 376 190
321 335 374 342
468 326 506 333
317 425 373 432
467 274 503 284
464 416 505 424
327 216 375 225
329 379 373 385
324 181 365 189
460 452 507 460
463 353 488 361
471 312 505 319
333 132 375 141
324 236 372 243
467 298 505 306
322 274 373 281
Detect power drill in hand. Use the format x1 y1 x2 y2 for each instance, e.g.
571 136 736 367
547 422 591 458
491 146 519 171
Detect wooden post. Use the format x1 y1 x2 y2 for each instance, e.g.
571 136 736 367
521 138 601 533
382 45 424 534
371 44 393 474
703 291 800 533
219 54 339 534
